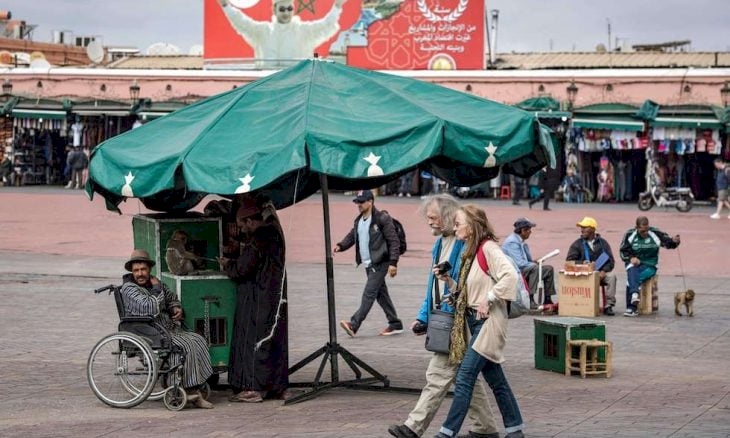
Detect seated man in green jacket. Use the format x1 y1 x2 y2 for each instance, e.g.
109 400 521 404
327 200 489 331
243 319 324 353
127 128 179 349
619 216 680 317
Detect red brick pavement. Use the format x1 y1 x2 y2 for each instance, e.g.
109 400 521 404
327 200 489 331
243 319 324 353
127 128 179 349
0 188 724 277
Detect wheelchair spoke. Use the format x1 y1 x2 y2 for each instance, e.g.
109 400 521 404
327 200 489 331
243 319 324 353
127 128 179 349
87 332 158 408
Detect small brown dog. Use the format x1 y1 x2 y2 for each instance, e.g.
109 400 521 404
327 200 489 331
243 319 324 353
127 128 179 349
674 289 695 317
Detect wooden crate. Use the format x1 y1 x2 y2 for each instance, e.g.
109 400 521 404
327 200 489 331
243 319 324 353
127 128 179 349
639 276 658 315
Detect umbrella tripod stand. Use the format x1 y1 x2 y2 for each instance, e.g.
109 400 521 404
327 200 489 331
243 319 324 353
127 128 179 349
284 176 391 405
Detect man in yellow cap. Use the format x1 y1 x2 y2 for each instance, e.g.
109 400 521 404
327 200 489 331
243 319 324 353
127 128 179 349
565 217 617 315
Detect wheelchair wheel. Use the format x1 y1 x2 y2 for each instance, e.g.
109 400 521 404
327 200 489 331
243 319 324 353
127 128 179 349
87 332 158 408
163 386 187 411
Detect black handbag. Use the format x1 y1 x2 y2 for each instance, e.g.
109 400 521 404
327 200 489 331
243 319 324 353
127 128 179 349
425 309 453 354
425 255 453 354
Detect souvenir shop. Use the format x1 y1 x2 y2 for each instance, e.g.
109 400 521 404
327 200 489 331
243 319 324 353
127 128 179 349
569 104 648 202
647 105 725 200
8 98 69 186
70 99 137 149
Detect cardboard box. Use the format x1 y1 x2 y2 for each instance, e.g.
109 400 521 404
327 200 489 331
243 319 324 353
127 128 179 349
558 271 600 317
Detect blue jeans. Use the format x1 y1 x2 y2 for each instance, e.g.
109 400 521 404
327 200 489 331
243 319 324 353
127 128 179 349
625 264 652 311
439 316 524 436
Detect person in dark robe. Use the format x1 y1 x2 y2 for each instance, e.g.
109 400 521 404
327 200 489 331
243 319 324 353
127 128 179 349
217 196 289 402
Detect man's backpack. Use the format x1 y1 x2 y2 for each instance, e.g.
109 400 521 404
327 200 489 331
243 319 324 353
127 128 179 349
475 242 530 319
380 210 407 255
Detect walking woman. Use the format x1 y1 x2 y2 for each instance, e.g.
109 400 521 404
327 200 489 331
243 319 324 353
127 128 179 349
434 204 525 438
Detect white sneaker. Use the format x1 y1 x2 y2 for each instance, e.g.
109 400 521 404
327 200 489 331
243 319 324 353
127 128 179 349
623 309 639 317
631 292 640 304
710 213 720 219
64 182 74 189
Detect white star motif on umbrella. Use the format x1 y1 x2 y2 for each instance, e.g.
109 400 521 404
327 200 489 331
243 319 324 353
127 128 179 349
364 152 384 176
484 142 498 167
121 172 135 197
235 173 255 194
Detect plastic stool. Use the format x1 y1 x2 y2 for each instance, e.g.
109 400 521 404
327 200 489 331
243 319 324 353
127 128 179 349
500 185 511 200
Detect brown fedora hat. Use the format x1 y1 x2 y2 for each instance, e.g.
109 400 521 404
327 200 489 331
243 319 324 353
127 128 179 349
125 249 156 272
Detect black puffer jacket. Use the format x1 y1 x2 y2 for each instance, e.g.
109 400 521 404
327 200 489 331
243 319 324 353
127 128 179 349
337 207 400 266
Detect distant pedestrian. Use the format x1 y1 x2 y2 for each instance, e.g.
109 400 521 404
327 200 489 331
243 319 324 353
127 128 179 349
65 146 88 190
528 167 559 211
710 158 730 219
511 176 523 205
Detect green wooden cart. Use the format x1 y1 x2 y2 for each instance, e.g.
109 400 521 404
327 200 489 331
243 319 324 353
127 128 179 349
132 213 237 374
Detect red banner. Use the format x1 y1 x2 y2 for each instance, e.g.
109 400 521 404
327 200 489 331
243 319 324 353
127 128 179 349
347 0 484 70
204 0 484 70
204 0 361 66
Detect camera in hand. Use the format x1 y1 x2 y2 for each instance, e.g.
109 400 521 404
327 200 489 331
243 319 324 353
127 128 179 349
435 260 452 275
412 320 428 335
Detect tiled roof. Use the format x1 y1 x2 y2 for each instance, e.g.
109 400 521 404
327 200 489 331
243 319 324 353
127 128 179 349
107 55 203 70
494 52 730 70
104 52 730 71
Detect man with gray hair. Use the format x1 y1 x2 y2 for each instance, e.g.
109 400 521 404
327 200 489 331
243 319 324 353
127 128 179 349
217 0 348 69
388 194 498 438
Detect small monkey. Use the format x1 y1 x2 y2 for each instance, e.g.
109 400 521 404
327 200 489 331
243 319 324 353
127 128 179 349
674 289 695 317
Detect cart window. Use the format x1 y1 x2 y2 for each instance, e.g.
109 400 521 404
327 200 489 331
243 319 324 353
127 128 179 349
195 318 227 346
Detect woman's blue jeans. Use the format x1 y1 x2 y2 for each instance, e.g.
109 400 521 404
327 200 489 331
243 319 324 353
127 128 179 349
439 315 524 436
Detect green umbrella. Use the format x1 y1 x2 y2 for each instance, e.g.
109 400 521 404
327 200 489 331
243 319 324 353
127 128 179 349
87 59 554 212
86 59 555 404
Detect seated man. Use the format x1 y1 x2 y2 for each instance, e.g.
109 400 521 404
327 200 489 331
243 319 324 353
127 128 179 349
619 216 680 317
121 249 214 408
502 217 556 307
566 217 617 315
561 167 583 203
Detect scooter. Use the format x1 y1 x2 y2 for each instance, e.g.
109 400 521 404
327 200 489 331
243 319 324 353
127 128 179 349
535 249 560 314
638 185 694 212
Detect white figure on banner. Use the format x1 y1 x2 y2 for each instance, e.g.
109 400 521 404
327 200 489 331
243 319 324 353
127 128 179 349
218 0 349 69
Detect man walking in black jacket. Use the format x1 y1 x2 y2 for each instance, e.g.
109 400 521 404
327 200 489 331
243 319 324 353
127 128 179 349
335 190 403 336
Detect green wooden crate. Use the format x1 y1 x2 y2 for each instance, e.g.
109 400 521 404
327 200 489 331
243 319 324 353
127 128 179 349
534 317 606 374
132 213 222 277
162 272 237 371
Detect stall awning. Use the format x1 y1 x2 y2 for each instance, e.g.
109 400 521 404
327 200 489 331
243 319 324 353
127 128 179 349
571 103 644 131
532 110 572 120
572 116 645 131
73 110 133 116
11 108 67 120
71 99 133 117
651 116 723 129
136 101 187 120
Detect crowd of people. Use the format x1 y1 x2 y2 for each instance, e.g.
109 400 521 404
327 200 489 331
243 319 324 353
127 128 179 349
115 188 681 435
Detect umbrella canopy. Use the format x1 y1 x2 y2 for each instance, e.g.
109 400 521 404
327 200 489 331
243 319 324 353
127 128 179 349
87 59 554 212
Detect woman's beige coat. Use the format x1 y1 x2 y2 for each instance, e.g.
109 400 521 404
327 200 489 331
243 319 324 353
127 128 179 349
463 240 518 363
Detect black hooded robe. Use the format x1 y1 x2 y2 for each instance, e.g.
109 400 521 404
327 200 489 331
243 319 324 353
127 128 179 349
224 222 288 394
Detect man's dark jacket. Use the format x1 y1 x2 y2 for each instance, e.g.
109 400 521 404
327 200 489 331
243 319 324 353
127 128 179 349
565 233 615 273
337 207 400 266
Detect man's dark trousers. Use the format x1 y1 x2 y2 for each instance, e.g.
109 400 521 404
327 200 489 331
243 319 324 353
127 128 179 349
349 261 402 331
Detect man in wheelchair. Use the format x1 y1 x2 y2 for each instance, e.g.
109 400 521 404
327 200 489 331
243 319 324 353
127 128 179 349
122 249 215 408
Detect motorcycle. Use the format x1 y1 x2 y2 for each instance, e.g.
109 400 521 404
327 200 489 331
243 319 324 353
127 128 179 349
638 149 694 212
638 185 694 212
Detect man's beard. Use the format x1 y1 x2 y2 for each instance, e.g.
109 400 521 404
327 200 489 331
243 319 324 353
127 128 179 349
134 275 149 286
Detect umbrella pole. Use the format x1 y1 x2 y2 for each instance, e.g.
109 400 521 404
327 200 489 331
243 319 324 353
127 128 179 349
285 175 390 404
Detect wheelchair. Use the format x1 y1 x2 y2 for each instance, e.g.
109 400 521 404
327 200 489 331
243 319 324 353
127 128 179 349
86 284 210 410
